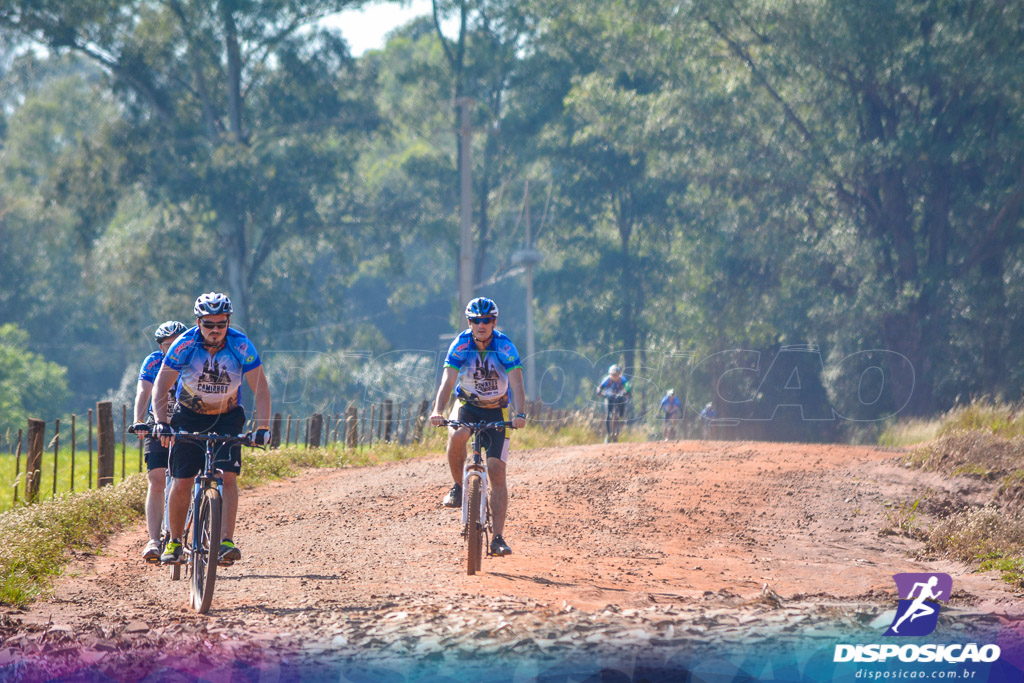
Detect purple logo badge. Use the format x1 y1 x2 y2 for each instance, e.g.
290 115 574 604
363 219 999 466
884 573 951 637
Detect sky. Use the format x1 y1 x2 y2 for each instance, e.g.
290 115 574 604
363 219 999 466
320 0 436 56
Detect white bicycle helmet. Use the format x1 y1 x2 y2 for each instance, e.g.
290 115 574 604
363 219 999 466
608 364 621 375
465 297 499 319
154 320 188 342
194 292 233 317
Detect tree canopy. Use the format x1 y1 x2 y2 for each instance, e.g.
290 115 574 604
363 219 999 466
1 0 1021 437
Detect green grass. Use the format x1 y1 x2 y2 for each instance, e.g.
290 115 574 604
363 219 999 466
0 474 147 605
978 553 1024 589
877 417 943 447
880 498 922 537
0 441 146 513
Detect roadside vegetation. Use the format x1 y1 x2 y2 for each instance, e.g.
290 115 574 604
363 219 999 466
892 400 1024 588
0 420 608 607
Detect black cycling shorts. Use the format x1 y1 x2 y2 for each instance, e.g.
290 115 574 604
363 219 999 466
144 436 169 471
605 396 628 417
169 406 246 479
450 402 510 462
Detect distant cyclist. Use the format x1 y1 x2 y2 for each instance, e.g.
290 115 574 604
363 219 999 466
700 402 718 439
660 389 682 440
152 292 272 566
596 364 631 442
128 320 187 563
429 297 527 557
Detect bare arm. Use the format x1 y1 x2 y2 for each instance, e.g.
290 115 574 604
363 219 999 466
133 380 154 424
508 367 527 429
152 365 180 424
430 366 459 425
244 365 271 429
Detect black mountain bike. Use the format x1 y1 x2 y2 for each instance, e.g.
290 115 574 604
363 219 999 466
439 419 514 576
167 431 258 613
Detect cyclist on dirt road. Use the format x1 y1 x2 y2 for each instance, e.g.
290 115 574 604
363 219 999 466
152 292 272 566
596 364 631 442
430 297 527 557
700 401 718 439
659 389 683 441
128 321 187 563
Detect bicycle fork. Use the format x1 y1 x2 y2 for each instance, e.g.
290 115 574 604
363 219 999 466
461 463 489 536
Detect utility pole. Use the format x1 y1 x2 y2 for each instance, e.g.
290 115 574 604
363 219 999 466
456 97 474 308
513 180 545 401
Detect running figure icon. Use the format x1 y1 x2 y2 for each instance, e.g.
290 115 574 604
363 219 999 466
890 576 943 634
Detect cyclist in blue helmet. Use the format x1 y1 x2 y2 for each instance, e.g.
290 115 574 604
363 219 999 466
151 292 272 567
128 320 187 562
429 297 527 557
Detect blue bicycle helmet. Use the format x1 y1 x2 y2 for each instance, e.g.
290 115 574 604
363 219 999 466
154 320 188 342
194 292 233 317
465 297 499 319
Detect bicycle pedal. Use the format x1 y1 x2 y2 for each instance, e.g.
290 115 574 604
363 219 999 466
145 556 161 565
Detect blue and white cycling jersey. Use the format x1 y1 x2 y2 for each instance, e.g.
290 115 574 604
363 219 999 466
444 329 522 408
162 327 262 415
138 350 178 417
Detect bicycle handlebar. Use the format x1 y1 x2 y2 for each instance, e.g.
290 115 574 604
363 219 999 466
133 424 263 448
436 419 516 431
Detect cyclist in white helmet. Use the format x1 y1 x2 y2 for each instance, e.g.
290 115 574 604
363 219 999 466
152 292 272 566
596 364 631 442
128 320 187 562
429 297 528 557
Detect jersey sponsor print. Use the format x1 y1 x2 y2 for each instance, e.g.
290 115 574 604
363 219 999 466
444 329 522 408
138 350 177 417
163 327 261 415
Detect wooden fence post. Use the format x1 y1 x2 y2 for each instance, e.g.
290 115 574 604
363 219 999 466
121 404 127 481
70 415 76 492
303 418 310 449
26 419 44 503
345 403 358 448
414 399 430 442
97 402 115 487
52 418 60 496
383 400 394 443
309 413 323 448
285 415 292 446
270 412 282 449
88 408 94 489
13 429 22 505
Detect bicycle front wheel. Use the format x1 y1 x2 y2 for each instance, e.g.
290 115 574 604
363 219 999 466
466 475 483 576
190 487 221 613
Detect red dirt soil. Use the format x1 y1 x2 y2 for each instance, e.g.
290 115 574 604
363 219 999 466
4 439 1023 677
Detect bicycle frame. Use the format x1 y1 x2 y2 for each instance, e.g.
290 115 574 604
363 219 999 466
441 419 513 573
168 431 250 613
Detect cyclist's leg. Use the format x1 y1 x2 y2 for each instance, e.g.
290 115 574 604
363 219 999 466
166 408 205 539
144 437 169 542
210 408 245 541
604 401 614 437
446 403 472 484
489 457 508 536
478 415 509 535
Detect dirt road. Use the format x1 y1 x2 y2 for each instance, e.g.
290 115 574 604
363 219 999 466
4 439 1023 680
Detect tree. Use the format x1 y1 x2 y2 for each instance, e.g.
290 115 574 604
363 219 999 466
0 0 378 329
0 325 70 436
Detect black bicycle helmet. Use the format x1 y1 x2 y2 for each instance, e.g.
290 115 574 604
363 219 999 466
193 292 233 317
154 320 188 342
464 297 499 319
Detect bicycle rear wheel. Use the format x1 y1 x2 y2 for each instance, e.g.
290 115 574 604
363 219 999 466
466 475 483 576
190 487 221 613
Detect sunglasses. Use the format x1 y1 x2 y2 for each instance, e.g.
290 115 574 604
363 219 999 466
200 320 229 329
468 317 495 325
